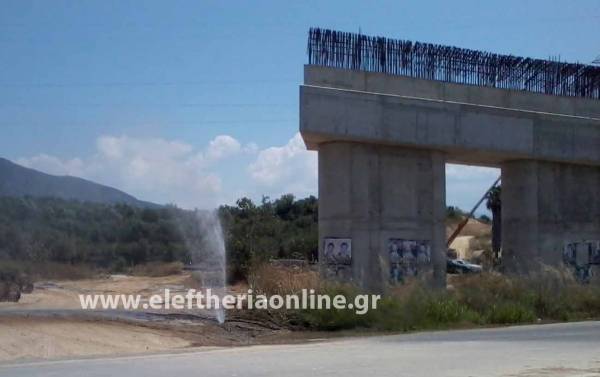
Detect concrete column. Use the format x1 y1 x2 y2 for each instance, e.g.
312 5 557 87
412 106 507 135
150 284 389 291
502 160 600 271
430 151 447 288
318 142 446 291
501 160 540 272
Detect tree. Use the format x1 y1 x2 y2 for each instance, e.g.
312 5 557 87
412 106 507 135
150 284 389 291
478 214 491 224
486 185 502 259
274 194 295 220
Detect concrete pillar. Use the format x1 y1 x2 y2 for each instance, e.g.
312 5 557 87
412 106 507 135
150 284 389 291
502 160 600 271
318 142 446 291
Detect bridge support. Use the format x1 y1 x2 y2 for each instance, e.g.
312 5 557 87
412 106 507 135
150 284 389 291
318 142 446 291
502 160 600 271
301 63 600 289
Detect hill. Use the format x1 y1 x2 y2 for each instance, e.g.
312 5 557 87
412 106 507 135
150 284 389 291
0 157 158 207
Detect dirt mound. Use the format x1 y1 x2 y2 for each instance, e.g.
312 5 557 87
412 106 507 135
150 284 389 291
446 217 491 238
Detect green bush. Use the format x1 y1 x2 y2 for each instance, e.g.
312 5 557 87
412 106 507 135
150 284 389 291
279 271 600 332
484 302 537 324
294 285 375 331
293 284 481 332
424 296 480 326
0 260 33 301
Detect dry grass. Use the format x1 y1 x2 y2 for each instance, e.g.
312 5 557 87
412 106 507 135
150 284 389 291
130 262 184 277
248 262 320 296
244 262 600 331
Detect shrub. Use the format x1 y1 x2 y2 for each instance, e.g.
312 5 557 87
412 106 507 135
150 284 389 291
248 262 319 296
296 285 376 331
0 260 30 302
242 265 600 332
294 284 481 332
424 295 480 326
484 302 537 324
369 286 481 331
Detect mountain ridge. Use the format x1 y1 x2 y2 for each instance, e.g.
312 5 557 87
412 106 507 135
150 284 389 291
0 157 160 207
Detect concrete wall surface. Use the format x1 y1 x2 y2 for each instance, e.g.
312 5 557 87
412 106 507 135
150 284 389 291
318 143 446 290
300 85 600 167
502 160 600 270
305 65 600 119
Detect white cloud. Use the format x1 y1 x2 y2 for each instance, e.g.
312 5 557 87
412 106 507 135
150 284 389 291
248 133 317 198
88 136 220 203
17 133 499 212
17 134 256 209
446 163 499 181
244 138 499 210
17 154 85 177
205 135 242 161
243 142 259 154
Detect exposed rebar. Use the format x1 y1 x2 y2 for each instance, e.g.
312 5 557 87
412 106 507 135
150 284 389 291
307 28 600 100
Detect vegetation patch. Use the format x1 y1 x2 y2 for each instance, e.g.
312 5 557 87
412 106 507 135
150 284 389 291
0 260 32 302
246 264 600 332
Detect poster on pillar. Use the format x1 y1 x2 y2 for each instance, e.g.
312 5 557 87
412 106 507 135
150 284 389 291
563 241 600 266
389 239 431 284
593 243 600 265
323 238 352 265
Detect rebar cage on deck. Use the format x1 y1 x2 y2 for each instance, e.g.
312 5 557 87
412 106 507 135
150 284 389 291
307 28 600 100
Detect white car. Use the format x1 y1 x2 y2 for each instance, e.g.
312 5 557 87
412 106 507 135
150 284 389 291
447 259 482 274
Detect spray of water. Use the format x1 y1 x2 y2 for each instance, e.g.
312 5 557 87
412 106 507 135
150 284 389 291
190 210 227 324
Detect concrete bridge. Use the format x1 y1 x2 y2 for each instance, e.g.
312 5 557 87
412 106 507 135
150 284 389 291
299 28 600 290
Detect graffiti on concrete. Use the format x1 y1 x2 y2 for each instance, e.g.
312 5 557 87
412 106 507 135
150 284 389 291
563 241 600 283
592 243 600 265
389 239 431 284
563 241 600 265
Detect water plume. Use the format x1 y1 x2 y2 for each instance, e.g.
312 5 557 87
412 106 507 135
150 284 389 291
184 209 227 324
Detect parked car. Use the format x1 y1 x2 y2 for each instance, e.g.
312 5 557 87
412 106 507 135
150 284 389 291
447 259 482 274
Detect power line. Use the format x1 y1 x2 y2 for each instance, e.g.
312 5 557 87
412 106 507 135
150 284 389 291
0 103 295 108
0 119 297 127
0 79 297 88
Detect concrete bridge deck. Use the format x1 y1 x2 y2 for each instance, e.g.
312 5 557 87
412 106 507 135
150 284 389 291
301 66 600 168
301 65 600 290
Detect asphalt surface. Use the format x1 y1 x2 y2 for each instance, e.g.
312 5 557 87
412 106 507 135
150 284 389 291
2 321 600 377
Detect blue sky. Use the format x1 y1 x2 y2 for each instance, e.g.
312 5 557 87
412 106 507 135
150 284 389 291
1 0 599 210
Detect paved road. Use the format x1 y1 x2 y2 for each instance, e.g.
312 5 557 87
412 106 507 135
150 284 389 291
2 322 600 377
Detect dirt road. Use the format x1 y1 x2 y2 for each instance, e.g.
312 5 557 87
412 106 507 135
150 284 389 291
0 273 289 362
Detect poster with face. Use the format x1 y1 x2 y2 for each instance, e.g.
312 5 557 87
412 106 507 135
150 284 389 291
389 239 431 283
563 242 577 266
323 238 352 265
589 241 600 265
563 241 600 266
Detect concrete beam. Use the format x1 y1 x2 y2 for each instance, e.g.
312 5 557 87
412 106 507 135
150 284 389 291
305 65 600 119
300 85 600 167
